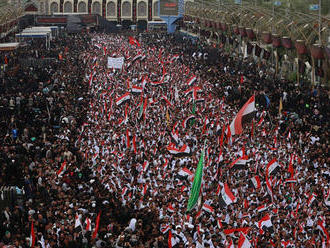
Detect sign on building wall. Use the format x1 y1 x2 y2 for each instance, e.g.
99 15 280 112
159 0 178 16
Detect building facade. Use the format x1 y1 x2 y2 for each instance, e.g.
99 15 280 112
22 0 163 21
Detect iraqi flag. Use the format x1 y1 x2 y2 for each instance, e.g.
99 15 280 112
195 98 205 103
168 230 177 248
161 95 173 108
116 93 130 106
257 205 268 213
160 224 170 234
224 227 250 235
182 115 195 129
92 211 101 239
85 217 92 232
149 81 166 86
265 175 274 200
258 214 272 234
170 54 180 62
238 233 251 248
184 87 194 96
129 36 140 47
230 156 248 170
30 221 36 247
167 143 191 155
178 167 193 178
171 127 179 143
219 183 236 207
168 203 175 213
202 203 214 214
142 161 149 172
229 95 256 135
307 193 317 207
74 213 82 229
266 158 280 177
131 85 143 94
186 75 197 86
132 54 142 63
250 176 261 189
317 217 330 246
57 161 67 177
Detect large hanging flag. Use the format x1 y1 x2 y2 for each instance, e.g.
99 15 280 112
229 95 256 136
30 221 36 247
186 148 205 212
92 211 101 239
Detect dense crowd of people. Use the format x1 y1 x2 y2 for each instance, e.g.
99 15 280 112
0 29 329 248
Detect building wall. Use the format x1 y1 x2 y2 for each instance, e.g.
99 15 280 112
46 0 161 20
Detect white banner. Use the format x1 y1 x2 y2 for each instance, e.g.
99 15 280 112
107 57 124 69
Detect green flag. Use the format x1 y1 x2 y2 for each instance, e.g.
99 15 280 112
138 97 145 120
190 101 196 126
138 102 143 119
186 148 205 212
192 101 196 114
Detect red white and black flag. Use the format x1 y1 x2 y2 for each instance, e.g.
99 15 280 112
30 221 36 247
266 158 280 177
229 156 248 170
116 92 131 106
250 175 261 189
229 95 256 136
219 183 236 208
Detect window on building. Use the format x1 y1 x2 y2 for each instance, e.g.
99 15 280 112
122 1 131 16
78 1 87 12
106 1 116 16
137 1 146 16
92 1 101 14
153 1 159 16
50 2 58 12
64 1 73 13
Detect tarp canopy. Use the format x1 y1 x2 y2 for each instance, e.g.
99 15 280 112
0 42 20 51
